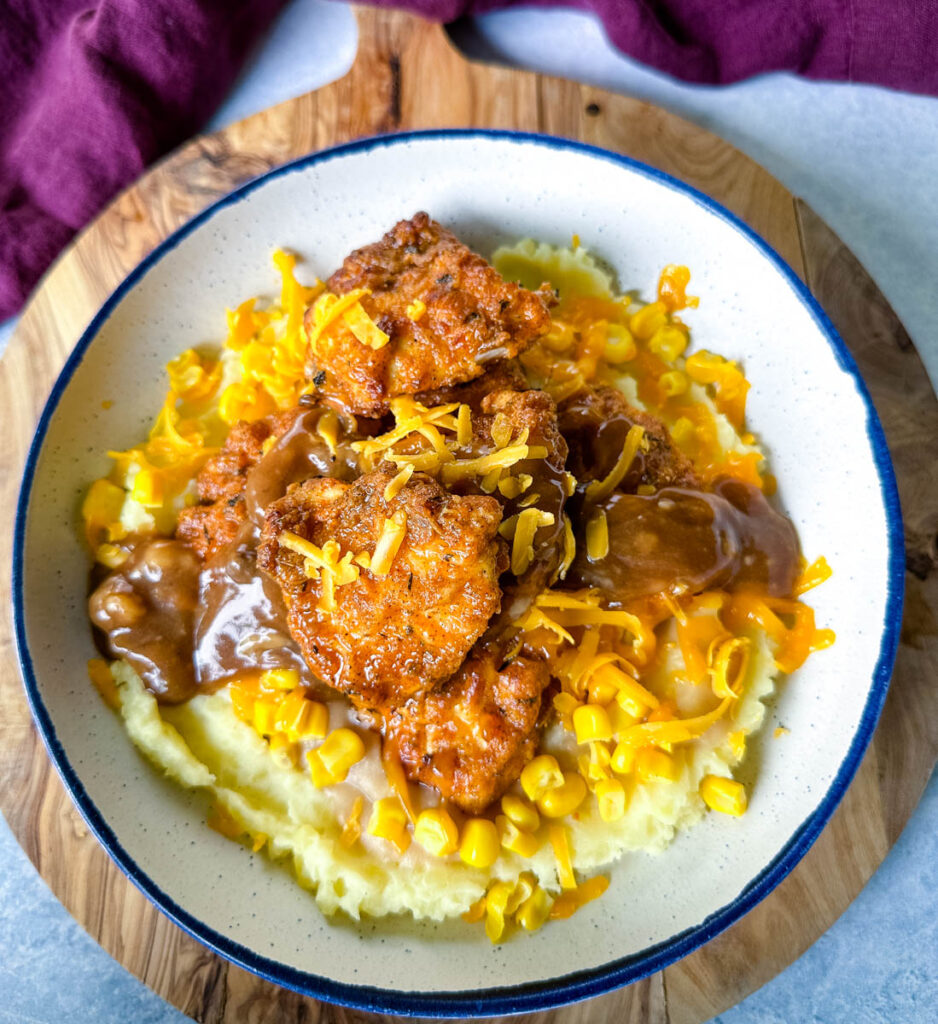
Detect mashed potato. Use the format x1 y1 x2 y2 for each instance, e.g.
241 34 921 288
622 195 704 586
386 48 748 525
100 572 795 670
87 237 832 940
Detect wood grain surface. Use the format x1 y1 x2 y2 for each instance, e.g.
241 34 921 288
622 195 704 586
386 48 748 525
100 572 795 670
1 7 936 1023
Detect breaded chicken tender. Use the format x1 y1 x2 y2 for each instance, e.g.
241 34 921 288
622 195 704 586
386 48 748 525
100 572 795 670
386 648 549 813
257 468 508 712
176 417 282 560
306 213 552 417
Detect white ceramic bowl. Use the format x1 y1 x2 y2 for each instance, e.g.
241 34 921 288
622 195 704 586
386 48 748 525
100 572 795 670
13 131 903 1016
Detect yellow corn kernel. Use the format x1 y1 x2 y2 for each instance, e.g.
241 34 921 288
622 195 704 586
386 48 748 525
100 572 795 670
459 818 500 869
700 775 748 816
305 749 332 787
506 873 536 916
573 704 613 744
501 794 540 833
229 681 257 723
595 779 626 822
537 772 588 818
484 880 513 943
517 886 552 931
659 369 689 396
130 468 163 508
549 824 577 889
636 747 681 783
629 300 668 341
275 691 328 741
414 807 459 857
496 816 540 858
607 701 639 735
368 796 411 853
587 676 618 707
520 754 564 801
260 668 300 691
604 322 637 363
316 728 365 782
252 697 279 736
95 543 128 569
406 298 427 321
648 324 688 362
611 741 636 775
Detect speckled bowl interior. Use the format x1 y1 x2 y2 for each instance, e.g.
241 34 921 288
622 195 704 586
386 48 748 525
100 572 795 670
14 132 903 1016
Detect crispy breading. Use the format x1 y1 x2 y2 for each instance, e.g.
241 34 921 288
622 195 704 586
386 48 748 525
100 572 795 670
386 649 549 813
557 383 699 492
176 498 246 562
306 213 551 416
176 417 283 560
176 405 366 563
257 468 508 712
415 359 527 410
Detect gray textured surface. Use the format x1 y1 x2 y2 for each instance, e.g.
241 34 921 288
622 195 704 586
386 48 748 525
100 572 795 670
1 2 935 1020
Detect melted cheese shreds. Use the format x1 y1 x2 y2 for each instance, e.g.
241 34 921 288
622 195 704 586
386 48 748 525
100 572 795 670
278 531 361 611
383 464 415 502
584 424 644 504
512 607 575 646
307 288 371 348
557 516 576 581
491 412 513 449
342 301 390 350
497 508 554 576
370 511 408 577
549 875 610 920
497 473 533 499
456 403 472 446
709 635 751 700
315 410 340 456
442 443 548 485
793 555 833 596
549 825 577 890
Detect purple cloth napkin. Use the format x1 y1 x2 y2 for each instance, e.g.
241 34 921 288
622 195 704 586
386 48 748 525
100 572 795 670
0 0 284 321
2 1 936 322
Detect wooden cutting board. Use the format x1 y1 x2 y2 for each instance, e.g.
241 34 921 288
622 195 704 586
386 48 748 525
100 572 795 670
1 7 936 1022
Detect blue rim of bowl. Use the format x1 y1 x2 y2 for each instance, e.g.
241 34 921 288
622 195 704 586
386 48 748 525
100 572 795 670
12 128 905 1017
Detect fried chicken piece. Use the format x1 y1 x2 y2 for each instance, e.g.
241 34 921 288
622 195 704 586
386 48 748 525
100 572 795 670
176 499 245 562
306 213 552 417
386 649 550 813
558 383 699 493
257 468 508 712
177 405 367 563
415 359 527 411
176 417 282 560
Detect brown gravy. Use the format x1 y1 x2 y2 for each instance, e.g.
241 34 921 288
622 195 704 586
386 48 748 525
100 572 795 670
567 478 799 603
88 399 800 708
88 538 202 703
